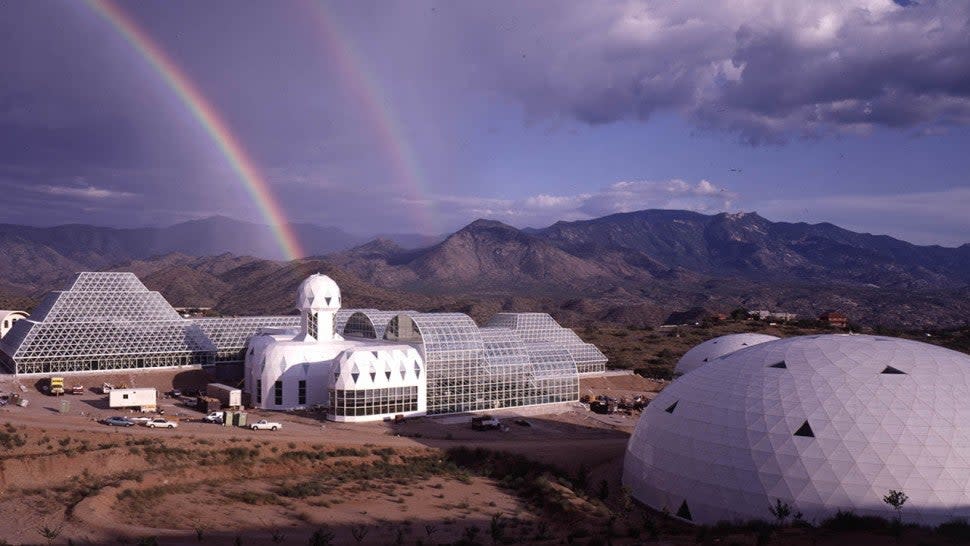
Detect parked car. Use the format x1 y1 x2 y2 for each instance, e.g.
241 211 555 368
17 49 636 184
145 417 178 429
70 385 85 395
165 389 182 398
250 420 281 431
203 411 225 424
101 416 135 427
472 415 502 431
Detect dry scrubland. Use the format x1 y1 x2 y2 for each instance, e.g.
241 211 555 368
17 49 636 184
1 323 970 545
582 319 970 379
4 414 970 546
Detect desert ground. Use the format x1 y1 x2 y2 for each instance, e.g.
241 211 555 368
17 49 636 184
0 369 657 545
2 359 969 545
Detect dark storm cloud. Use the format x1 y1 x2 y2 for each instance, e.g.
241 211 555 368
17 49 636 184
459 1 970 142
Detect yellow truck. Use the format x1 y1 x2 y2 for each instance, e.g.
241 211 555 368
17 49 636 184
48 377 65 396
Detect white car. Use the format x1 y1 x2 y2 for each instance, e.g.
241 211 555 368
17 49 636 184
250 420 281 431
145 417 178 429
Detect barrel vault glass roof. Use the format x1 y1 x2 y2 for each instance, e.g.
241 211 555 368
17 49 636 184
486 312 606 373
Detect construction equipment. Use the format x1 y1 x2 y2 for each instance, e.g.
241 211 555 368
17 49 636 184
590 396 617 415
48 377 65 396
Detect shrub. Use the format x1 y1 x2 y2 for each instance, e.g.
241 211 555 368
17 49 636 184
937 519 970 542
820 510 889 532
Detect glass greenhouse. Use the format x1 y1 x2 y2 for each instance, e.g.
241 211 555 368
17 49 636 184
0 272 298 374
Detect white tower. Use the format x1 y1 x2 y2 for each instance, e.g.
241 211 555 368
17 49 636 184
295 274 342 342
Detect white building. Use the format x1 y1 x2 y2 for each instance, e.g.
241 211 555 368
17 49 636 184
673 333 779 376
624 334 970 526
0 310 27 340
244 274 604 421
245 274 426 422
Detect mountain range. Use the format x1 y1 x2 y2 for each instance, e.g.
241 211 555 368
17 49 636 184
1 210 967 329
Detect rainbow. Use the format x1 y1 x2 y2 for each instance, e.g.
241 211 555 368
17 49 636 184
84 0 306 260
300 1 438 234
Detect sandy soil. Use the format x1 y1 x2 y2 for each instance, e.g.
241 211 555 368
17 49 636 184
1 371 955 545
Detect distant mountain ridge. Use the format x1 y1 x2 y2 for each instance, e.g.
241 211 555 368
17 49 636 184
328 211 969 292
0 216 433 290
1 210 967 329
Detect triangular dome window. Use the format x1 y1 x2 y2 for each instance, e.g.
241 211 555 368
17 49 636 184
665 401 678 414
324 297 331 306
881 366 906 375
770 361 787 369
702 358 708 362
400 363 407 380
794 421 814 438
351 363 360 384
385 363 392 380
677 500 692 521
369 363 377 382
414 362 421 379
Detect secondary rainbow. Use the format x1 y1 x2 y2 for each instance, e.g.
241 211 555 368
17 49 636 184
85 0 306 260
301 1 438 234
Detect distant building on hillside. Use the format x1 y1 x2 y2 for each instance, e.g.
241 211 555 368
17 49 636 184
0 310 27 340
749 310 797 322
819 311 849 328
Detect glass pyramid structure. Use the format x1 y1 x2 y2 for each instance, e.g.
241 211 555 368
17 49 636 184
0 272 298 374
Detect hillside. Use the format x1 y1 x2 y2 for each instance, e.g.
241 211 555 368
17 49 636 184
0 210 967 330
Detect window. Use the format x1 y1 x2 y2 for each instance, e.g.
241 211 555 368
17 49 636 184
298 380 307 405
2 320 7 329
123 394 129 400
329 385 418 417
307 311 318 339
794 421 815 438
256 379 262 404
274 381 283 405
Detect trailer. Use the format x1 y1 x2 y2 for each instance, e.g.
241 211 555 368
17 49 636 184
206 383 242 409
108 388 157 412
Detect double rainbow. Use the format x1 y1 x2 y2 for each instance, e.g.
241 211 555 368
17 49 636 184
86 0 305 260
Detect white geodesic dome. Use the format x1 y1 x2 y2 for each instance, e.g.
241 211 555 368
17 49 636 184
623 334 970 526
296 274 341 311
674 333 779 376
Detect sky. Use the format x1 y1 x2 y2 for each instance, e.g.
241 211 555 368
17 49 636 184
0 0 968 247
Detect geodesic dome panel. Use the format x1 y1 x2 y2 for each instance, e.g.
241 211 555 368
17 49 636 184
674 333 780 376
623 334 970 526
296 274 341 310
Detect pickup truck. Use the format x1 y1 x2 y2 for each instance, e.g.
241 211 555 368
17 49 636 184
250 420 281 431
145 417 178 429
203 411 225 424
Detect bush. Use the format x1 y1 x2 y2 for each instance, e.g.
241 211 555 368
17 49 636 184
820 510 889 532
937 519 970 542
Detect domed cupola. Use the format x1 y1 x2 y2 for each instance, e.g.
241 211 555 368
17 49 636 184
295 274 342 342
